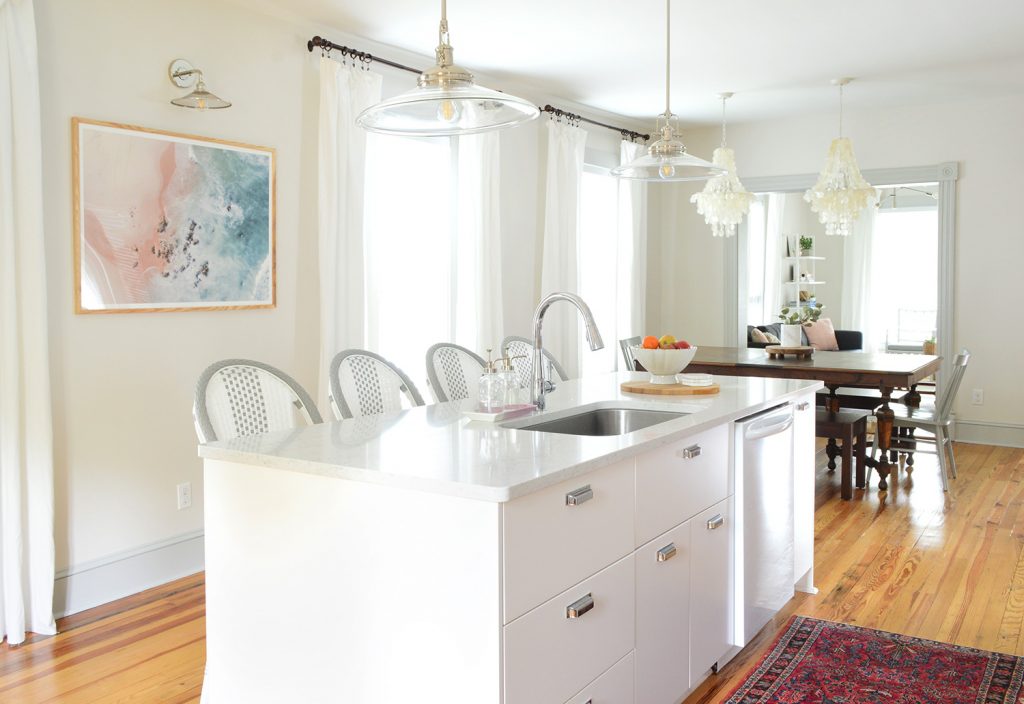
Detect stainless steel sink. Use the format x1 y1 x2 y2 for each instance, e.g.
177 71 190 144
514 408 686 437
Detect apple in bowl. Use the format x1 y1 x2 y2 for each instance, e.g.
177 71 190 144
632 344 698 384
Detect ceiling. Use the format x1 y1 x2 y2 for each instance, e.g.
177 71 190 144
277 0 1024 127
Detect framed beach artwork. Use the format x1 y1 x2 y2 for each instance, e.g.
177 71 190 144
72 118 275 313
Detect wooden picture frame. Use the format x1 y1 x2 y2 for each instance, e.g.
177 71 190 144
72 117 276 314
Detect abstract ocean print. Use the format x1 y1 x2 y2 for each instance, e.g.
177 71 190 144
75 120 274 312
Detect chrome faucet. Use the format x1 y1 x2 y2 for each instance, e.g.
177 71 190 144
531 292 604 410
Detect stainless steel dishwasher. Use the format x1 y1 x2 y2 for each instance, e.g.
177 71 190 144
734 403 795 646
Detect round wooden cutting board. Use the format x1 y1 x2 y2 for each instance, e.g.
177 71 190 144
620 380 720 396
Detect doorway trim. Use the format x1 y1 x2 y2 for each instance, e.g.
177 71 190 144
725 162 959 392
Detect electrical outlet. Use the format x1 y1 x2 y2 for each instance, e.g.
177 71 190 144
177 482 192 510
971 388 984 405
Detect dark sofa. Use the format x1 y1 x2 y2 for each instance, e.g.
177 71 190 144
746 323 863 351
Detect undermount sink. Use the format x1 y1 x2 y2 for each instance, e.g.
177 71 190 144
513 408 687 437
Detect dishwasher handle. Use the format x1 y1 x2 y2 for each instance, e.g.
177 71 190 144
743 410 794 441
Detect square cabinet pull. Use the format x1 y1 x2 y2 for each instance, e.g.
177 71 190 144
566 593 595 619
565 485 593 506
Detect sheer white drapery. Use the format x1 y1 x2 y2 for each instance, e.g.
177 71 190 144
617 140 647 347
0 0 57 645
540 120 587 377
455 132 503 354
842 200 883 351
317 56 382 409
762 194 785 323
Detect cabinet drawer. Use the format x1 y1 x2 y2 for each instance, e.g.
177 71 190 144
504 554 635 704
504 460 634 623
636 424 729 545
564 652 634 704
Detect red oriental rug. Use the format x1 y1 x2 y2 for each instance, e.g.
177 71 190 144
724 616 1024 703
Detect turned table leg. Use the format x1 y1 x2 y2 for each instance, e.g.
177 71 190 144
874 386 895 492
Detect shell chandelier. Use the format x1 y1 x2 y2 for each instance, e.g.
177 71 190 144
690 93 754 237
804 78 875 236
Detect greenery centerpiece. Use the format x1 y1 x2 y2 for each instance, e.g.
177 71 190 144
779 301 824 325
798 236 814 256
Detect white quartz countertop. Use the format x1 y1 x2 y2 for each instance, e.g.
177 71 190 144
199 372 823 502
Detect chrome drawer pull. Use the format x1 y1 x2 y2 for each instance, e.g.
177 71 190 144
566 593 594 619
657 542 677 562
677 444 702 460
565 485 593 506
797 401 810 411
707 514 724 530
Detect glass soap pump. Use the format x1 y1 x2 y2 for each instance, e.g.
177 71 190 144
477 349 506 413
499 354 526 407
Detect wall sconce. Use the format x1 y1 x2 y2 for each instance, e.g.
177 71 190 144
168 59 231 110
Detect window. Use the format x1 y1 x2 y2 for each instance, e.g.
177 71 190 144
873 207 938 349
363 134 455 378
579 165 636 376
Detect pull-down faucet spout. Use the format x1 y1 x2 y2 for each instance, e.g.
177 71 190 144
531 292 604 410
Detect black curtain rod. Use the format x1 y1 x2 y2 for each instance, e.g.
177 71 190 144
307 36 650 143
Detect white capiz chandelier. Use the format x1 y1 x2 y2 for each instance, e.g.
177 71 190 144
804 79 875 236
690 93 754 237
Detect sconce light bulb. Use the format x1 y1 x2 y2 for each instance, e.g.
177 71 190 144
437 99 460 123
658 163 676 180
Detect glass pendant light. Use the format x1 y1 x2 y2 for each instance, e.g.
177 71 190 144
612 0 720 181
690 93 754 236
804 78 875 236
356 0 539 136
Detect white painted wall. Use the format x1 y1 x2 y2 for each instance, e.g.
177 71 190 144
650 94 1024 433
35 0 638 612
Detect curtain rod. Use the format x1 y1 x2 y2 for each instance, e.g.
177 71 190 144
307 36 650 143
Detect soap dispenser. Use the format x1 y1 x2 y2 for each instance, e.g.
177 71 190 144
499 355 527 407
477 349 506 413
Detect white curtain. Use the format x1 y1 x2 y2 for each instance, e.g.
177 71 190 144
317 57 382 409
0 0 56 645
842 200 882 351
455 133 503 353
540 120 587 377
617 140 647 346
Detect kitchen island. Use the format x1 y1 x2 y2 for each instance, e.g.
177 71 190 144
198 372 822 704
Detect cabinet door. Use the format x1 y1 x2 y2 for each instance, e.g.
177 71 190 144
564 652 634 704
792 392 815 590
689 497 734 683
635 520 691 704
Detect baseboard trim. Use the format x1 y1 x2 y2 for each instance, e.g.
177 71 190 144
955 420 1024 449
54 530 205 618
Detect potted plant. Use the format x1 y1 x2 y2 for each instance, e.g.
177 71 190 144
778 302 824 346
798 236 814 256
923 335 936 355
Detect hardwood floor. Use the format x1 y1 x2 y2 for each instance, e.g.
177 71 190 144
1 441 1020 703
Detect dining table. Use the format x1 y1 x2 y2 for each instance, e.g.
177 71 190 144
684 346 942 491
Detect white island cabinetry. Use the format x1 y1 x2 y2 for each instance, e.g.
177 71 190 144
199 373 820 704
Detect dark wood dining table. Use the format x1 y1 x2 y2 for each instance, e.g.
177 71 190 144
685 347 942 491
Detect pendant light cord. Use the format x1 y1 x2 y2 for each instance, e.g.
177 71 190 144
838 81 844 138
664 0 671 116
721 95 727 147
439 0 449 47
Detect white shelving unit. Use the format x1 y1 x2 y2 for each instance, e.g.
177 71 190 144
782 255 825 318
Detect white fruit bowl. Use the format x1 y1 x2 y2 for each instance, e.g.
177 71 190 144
632 346 698 384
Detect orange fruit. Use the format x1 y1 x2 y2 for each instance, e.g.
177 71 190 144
642 336 660 349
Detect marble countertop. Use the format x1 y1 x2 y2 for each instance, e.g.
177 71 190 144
199 372 823 502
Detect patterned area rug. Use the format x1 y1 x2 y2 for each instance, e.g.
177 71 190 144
725 616 1024 703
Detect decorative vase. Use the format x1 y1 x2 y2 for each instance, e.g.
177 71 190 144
781 324 803 347
922 340 936 355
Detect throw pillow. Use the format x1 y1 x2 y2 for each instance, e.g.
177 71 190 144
804 318 840 351
751 328 770 343
764 331 781 344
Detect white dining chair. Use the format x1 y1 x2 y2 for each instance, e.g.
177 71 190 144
329 349 425 420
872 348 970 491
425 343 486 403
619 336 642 370
501 335 570 393
193 359 323 443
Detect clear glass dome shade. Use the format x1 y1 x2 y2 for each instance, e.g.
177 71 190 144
357 81 539 137
611 140 723 181
171 80 231 110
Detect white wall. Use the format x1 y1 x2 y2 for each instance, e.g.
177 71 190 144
650 94 1024 436
35 0 638 612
